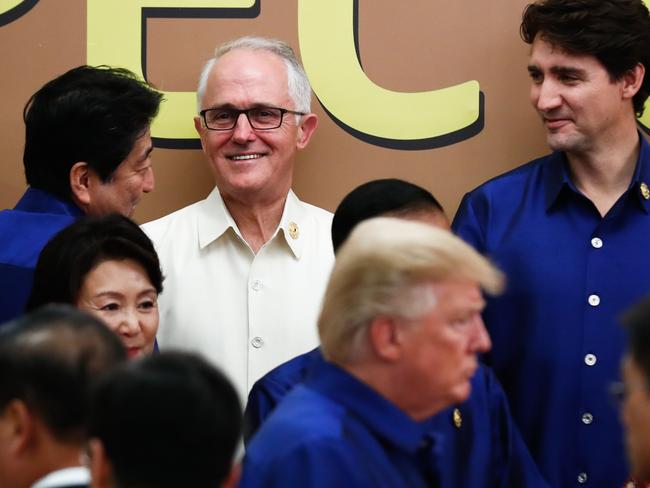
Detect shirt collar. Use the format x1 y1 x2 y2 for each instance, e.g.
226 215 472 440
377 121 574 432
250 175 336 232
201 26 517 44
31 466 90 488
14 188 83 217
629 132 650 214
543 151 573 211
197 188 306 258
308 361 433 453
543 132 650 213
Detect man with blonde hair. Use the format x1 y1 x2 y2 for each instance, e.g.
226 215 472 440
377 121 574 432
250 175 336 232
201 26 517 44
240 217 503 487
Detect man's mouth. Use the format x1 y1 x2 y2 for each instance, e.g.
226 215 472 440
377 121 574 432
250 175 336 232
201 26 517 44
543 118 571 130
228 153 263 161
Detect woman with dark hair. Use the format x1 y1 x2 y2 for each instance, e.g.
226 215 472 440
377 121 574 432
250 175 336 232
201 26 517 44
27 214 163 358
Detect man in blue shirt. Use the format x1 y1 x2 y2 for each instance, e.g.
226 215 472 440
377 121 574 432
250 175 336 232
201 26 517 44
245 179 547 487
241 217 506 487
452 1 650 486
0 66 162 324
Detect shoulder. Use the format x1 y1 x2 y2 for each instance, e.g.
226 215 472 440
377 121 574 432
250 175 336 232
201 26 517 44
141 198 206 242
465 154 551 200
243 388 359 486
291 192 333 224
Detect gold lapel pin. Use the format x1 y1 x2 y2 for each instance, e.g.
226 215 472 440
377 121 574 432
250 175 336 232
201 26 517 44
641 182 650 200
453 408 462 429
288 221 300 240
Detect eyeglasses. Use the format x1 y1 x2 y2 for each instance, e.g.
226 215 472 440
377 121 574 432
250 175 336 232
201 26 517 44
199 106 306 131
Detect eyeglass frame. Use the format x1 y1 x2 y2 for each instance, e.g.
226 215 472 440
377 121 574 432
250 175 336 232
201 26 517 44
198 106 307 131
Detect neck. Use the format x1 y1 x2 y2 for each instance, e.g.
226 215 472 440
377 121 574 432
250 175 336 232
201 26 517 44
566 124 640 217
343 361 445 422
221 191 288 254
27 444 84 488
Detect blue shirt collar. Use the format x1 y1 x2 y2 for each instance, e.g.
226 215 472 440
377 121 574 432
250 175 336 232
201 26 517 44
14 188 83 217
544 132 650 214
308 360 434 453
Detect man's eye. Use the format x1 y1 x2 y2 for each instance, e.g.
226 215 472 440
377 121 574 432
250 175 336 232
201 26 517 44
560 75 579 83
529 72 543 83
214 111 234 120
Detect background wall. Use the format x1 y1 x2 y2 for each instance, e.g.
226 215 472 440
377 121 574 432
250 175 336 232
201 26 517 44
0 0 554 223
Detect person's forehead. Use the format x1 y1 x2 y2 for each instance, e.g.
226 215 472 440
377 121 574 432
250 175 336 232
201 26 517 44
529 36 602 69
205 48 289 103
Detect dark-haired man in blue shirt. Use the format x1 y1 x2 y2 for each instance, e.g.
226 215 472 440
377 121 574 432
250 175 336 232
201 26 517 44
453 1 650 486
0 66 162 324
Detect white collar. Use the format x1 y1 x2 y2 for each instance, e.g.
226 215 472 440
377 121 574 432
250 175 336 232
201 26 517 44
31 466 90 488
198 188 307 258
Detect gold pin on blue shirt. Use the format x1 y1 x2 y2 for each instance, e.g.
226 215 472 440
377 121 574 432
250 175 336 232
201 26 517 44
453 408 462 428
641 182 650 200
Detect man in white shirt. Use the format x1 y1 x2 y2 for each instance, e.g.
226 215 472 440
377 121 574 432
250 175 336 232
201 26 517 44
143 36 334 402
0 306 126 488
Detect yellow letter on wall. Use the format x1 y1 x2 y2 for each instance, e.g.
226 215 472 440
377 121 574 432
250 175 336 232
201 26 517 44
298 0 483 150
87 0 258 148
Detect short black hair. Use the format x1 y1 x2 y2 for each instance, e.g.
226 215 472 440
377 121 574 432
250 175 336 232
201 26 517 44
88 352 242 488
23 65 163 200
0 305 126 444
622 296 650 388
26 214 163 311
521 0 650 115
331 178 445 252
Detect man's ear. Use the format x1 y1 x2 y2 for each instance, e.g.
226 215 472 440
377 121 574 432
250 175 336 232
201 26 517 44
367 316 403 362
0 399 35 457
88 438 112 488
296 113 318 150
622 62 645 101
193 116 208 153
69 162 91 212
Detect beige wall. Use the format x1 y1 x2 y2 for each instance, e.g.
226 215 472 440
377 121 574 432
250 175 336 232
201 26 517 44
0 0 555 223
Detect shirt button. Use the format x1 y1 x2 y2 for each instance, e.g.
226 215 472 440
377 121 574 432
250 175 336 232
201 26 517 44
251 336 264 348
584 353 597 366
578 472 588 484
591 237 603 248
251 280 262 291
582 413 594 425
588 294 600 306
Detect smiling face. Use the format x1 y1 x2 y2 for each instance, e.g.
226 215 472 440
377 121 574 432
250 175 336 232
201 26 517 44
194 48 317 205
86 129 155 217
527 36 635 156
398 279 490 419
76 258 158 358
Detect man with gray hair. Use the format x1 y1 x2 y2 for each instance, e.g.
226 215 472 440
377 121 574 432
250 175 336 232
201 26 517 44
143 36 334 402
240 217 504 487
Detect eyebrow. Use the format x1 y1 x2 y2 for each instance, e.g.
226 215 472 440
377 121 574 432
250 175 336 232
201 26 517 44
92 288 157 299
527 64 586 77
207 103 279 110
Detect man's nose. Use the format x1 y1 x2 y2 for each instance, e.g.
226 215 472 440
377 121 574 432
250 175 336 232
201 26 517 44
533 80 562 112
231 112 256 143
472 316 492 354
143 167 155 193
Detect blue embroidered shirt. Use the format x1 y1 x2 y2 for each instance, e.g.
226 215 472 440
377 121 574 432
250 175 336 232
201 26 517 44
452 135 650 487
245 348 548 488
0 188 82 324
